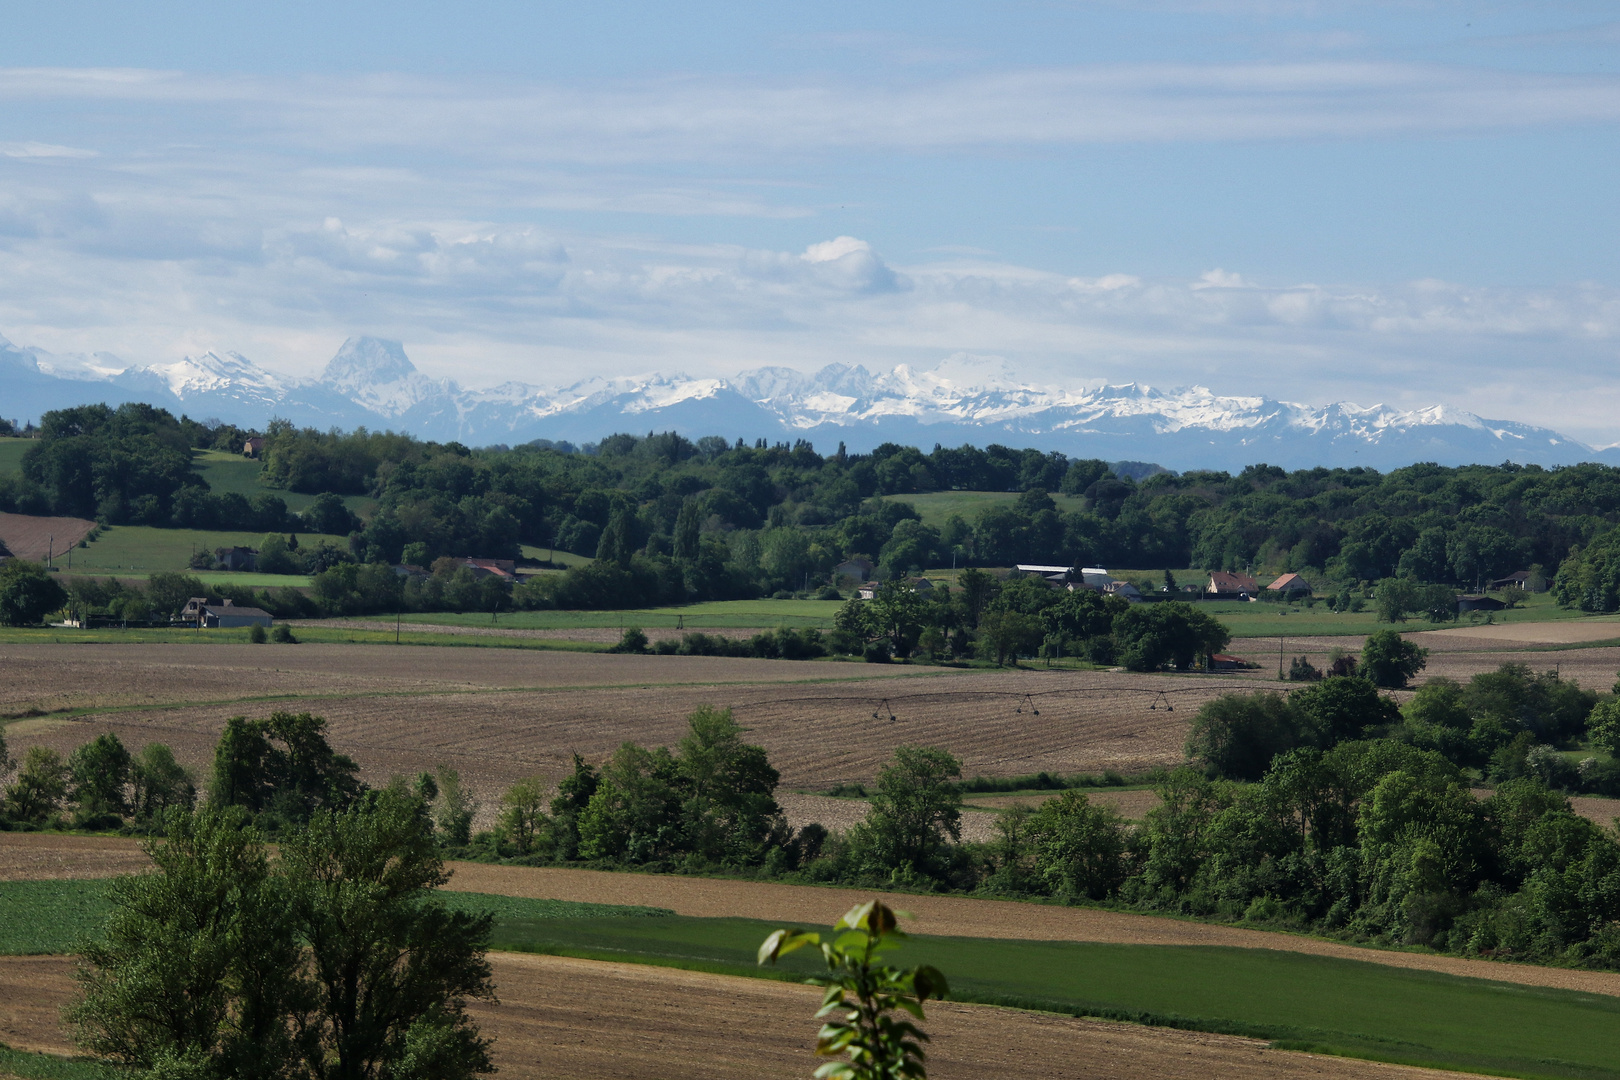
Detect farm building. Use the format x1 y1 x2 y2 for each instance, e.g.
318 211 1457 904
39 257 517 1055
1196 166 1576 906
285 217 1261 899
242 436 265 458
1207 571 1258 599
1267 572 1312 597
179 597 274 628
1103 580 1143 602
461 558 518 581
214 546 258 572
1490 570 1544 592
833 557 875 583
1458 594 1507 612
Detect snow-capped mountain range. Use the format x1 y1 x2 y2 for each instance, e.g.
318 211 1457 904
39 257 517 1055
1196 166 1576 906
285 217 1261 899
1 331 1610 471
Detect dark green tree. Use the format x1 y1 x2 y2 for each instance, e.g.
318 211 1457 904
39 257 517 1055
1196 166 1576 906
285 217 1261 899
69 732 133 824
851 746 962 880
1360 629 1428 689
0 560 67 626
283 788 496 1080
71 805 301 1078
1186 692 1302 781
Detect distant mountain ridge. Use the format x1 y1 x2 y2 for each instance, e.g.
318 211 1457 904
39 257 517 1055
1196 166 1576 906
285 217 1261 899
1 331 1609 472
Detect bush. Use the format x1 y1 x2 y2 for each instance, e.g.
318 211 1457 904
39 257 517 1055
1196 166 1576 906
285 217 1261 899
248 624 268 644
609 627 650 654
269 624 296 643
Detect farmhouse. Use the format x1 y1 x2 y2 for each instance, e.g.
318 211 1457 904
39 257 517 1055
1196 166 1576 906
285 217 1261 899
179 597 274 628
1267 572 1312 597
1103 580 1143 603
461 558 518 581
833 557 875 584
1207 571 1258 599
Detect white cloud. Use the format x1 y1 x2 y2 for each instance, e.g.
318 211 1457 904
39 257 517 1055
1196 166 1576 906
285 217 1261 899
0 141 97 159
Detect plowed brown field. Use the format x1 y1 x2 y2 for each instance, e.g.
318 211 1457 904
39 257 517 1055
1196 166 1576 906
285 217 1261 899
1 644 1250 817
0 513 96 564
0 953 1494 1080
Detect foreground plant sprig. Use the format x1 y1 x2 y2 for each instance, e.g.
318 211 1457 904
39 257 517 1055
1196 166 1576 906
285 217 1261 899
759 900 948 1080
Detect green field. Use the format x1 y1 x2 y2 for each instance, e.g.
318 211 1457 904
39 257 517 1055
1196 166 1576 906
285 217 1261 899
67 524 347 577
518 544 593 568
878 489 1086 527
356 598 847 632
0 878 669 956
192 450 378 517
0 436 29 475
9 878 1620 1078
1208 589 1611 639
496 914 1620 1080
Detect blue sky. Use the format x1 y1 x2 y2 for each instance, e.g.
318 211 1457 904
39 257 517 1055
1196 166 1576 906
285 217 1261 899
2 2 1618 439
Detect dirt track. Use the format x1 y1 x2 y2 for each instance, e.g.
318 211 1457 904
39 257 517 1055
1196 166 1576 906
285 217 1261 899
0 952 1495 1080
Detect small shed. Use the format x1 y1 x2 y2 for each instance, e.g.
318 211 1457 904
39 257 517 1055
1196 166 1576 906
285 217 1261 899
1458 594 1507 612
242 436 265 459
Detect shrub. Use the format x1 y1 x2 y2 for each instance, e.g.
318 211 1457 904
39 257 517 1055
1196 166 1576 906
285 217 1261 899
609 627 650 654
269 624 296 643
248 623 268 644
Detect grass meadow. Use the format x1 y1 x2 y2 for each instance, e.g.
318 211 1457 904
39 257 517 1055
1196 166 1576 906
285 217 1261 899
191 450 378 518
357 598 848 631
66 524 345 578
0 437 29 475
878 489 1086 527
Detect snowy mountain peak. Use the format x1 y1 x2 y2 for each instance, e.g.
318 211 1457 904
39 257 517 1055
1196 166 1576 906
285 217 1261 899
322 336 418 390
156 351 286 397
0 325 1613 470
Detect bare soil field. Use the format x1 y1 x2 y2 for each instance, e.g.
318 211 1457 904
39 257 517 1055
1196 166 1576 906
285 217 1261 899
1225 636 1620 691
0 512 97 563
0 832 152 881
302 619 776 645
964 788 1164 820
2 647 1243 817
0 952 1494 1080
0 642 933 715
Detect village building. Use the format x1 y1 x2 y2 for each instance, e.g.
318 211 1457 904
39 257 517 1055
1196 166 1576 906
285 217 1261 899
179 597 274 629
1207 571 1259 599
833 557 875 584
1267 572 1312 597
1490 571 1544 592
242 436 265 459
461 558 518 581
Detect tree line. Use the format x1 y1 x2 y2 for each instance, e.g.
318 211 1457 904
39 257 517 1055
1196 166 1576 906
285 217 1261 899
19 404 1620 614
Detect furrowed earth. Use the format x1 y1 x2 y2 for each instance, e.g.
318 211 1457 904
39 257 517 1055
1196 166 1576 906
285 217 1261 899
5 633 1620 1079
